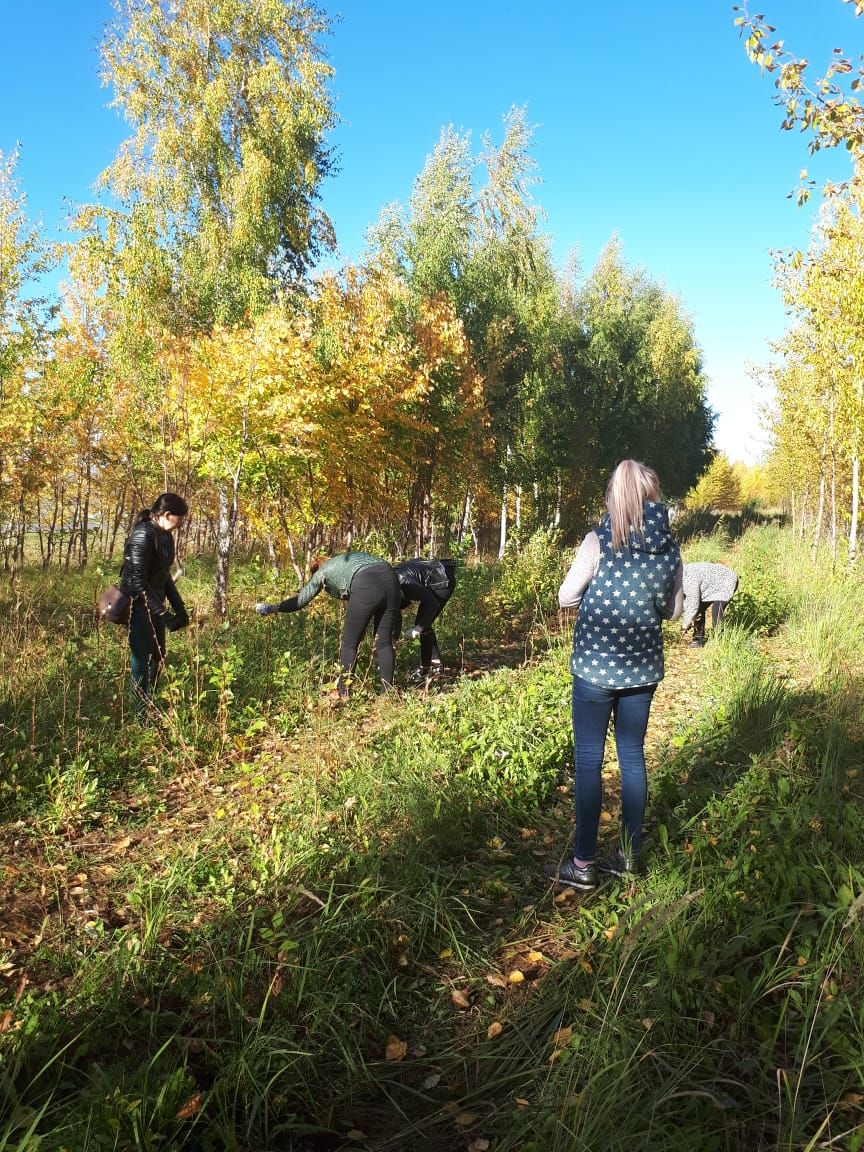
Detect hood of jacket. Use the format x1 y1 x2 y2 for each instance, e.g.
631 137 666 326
601 500 676 557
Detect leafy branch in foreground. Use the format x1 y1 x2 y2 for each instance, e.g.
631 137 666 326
734 1 864 202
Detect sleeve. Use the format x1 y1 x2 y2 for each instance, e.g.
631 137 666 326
679 566 700 631
558 533 600 609
123 526 166 616
279 569 325 613
411 583 444 631
659 562 684 622
165 576 186 616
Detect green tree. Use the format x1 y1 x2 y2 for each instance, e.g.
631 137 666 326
687 453 742 512
77 0 337 611
0 151 55 561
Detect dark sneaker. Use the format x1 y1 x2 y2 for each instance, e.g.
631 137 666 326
688 638 705 649
406 667 428 685
548 856 598 891
598 848 638 878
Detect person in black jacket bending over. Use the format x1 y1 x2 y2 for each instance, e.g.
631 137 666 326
393 558 457 683
256 551 401 699
119 493 189 717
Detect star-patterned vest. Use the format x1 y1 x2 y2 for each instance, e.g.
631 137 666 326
570 501 680 689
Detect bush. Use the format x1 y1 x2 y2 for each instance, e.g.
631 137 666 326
493 526 564 617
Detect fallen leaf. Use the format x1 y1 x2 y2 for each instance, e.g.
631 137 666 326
526 950 544 964
641 1018 655 1031
469 1140 490 1152
439 947 453 960
603 927 617 941
346 1129 367 1141
841 1092 863 1106
515 1097 530 1107
554 890 574 904
175 1092 203 1120
422 1072 441 1090
113 836 132 853
451 988 471 1010
0 1011 13 1033
454 1112 479 1127
552 1026 573 1047
549 1048 564 1063
385 1035 407 1061
507 970 525 984
487 1021 503 1040
486 973 507 988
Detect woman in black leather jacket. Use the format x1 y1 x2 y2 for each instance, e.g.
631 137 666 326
119 493 189 716
393 558 457 682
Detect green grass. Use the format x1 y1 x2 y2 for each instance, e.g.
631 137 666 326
0 528 863 1150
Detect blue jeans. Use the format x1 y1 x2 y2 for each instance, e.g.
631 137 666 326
571 675 656 861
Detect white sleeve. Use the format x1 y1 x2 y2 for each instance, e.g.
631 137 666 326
558 533 600 609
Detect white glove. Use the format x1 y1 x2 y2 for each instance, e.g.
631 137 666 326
405 625 422 641
255 602 280 616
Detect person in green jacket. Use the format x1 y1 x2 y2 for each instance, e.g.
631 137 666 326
255 552 401 698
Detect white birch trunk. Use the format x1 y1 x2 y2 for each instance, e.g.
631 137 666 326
849 457 859 568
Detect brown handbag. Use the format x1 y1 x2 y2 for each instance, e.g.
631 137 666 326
97 584 132 626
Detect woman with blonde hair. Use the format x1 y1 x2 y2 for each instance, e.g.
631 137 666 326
551 460 683 889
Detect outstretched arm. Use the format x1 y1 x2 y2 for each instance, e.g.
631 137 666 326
256 569 325 615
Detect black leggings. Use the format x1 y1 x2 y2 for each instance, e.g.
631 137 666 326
339 564 401 690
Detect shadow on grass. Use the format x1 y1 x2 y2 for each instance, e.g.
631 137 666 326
0 758 561 1150
674 508 788 545
4 655 864 1150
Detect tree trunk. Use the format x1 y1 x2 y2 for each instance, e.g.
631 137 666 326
80 458 92 569
830 445 837 562
108 488 127 560
850 457 859 568
266 533 280 577
811 464 825 556
457 488 471 545
498 484 508 559
214 481 239 618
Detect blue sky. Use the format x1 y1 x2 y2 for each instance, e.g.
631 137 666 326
1 0 859 463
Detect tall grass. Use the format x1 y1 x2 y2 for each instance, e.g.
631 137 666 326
1 527 863 1149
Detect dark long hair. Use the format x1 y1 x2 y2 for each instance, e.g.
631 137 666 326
133 492 189 527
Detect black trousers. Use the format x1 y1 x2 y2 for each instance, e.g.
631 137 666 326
692 600 729 643
418 593 451 668
339 564 401 691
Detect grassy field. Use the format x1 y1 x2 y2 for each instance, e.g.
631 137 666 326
0 526 862 1151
